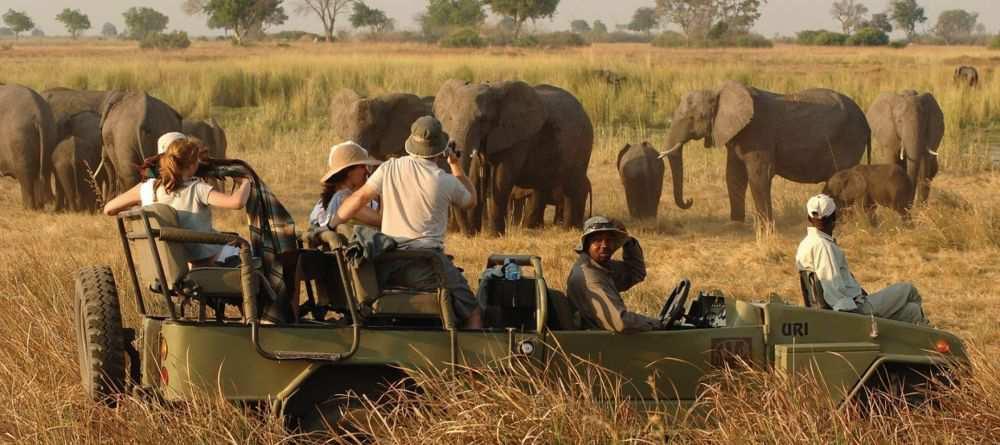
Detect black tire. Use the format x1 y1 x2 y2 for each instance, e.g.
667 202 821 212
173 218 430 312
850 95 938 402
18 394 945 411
74 266 126 405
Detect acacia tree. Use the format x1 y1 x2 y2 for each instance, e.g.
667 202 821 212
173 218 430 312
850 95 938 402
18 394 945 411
889 0 926 39
420 0 486 38
2 9 34 39
294 0 353 42
655 0 763 39
122 7 168 39
101 22 118 37
194 0 288 45
862 12 892 34
830 0 868 34
350 2 393 33
570 19 590 33
483 0 559 39
56 9 91 39
627 7 660 34
934 9 978 44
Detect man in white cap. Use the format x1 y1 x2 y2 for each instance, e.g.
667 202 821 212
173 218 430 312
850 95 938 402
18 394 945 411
566 216 660 333
795 194 928 324
329 116 482 329
158 132 187 154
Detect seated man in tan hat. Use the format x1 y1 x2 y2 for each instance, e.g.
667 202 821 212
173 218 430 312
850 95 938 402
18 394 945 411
329 116 483 329
796 194 928 324
308 141 382 230
566 216 661 333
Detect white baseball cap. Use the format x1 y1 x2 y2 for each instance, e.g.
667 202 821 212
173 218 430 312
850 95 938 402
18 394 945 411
157 132 187 154
806 194 837 219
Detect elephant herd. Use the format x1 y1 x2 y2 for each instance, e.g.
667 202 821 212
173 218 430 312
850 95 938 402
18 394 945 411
617 82 945 226
0 76 953 234
0 84 227 212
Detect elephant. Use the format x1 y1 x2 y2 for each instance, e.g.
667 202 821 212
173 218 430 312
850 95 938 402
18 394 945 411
660 80 870 223
954 66 979 87
618 142 666 220
99 91 183 193
53 111 103 212
822 164 914 225
434 79 594 236
508 178 592 228
329 88 434 160
0 84 57 210
182 118 228 159
866 90 944 205
42 87 109 141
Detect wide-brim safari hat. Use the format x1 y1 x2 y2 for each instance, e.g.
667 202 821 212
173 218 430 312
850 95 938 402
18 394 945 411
404 116 449 158
574 216 629 253
320 141 381 184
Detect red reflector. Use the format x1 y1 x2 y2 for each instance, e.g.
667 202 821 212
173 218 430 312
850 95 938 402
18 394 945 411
935 339 951 354
160 367 169 385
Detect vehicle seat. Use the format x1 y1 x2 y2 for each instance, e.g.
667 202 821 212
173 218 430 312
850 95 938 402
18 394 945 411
799 270 831 309
123 204 255 320
545 289 581 330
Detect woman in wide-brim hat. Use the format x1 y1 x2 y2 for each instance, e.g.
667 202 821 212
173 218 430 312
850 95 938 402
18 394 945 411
308 141 382 229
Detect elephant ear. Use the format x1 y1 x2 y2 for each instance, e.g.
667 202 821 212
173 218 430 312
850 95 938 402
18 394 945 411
98 90 126 132
617 144 631 171
921 94 945 153
866 93 896 147
330 88 363 129
712 81 754 148
210 117 227 158
485 81 547 154
433 79 472 130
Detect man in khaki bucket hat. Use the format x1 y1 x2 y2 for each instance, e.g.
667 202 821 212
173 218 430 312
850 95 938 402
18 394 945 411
329 116 484 329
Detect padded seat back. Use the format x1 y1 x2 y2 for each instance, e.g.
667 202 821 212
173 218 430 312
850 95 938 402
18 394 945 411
124 204 190 292
482 278 538 330
546 289 581 330
799 270 830 309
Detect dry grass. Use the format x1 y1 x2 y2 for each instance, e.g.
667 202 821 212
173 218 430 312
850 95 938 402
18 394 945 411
1 41 1000 443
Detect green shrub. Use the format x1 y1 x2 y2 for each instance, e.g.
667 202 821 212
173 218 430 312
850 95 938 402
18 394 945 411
603 31 654 43
512 35 540 48
729 33 773 48
440 28 484 48
535 32 589 48
988 35 1000 50
797 29 848 46
846 27 889 46
651 31 687 48
139 31 191 50
889 39 909 49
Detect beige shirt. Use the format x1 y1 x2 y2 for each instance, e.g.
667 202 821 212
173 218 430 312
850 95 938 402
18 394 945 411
565 240 660 333
795 227 864 311
140 178 220 261
365 156 471 250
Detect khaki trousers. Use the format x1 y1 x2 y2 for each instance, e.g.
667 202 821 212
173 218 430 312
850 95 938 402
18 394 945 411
855 282 929 325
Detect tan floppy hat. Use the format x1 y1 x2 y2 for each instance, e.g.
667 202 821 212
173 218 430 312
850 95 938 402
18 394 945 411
320 141 381 184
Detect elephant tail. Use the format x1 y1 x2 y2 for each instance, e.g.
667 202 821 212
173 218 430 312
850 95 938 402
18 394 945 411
37 116 52 203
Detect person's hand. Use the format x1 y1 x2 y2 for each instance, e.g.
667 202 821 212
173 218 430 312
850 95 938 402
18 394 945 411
446 146 461 168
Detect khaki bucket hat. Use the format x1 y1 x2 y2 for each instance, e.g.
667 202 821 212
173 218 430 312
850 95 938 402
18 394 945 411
320 141 381 184
574 216 629 253
405 116 449 158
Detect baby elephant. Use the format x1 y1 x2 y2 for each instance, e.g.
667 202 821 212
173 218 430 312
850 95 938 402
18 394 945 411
822 164 914 224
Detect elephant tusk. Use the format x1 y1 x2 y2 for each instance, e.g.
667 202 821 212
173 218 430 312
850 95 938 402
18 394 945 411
657 143 683 159
899 146 905 161
928 149 939 157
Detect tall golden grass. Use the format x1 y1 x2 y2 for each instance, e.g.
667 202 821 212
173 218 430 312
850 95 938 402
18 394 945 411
1 41 999 443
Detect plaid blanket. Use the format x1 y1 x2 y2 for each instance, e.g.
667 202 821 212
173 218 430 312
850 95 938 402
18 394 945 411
196 160 297 304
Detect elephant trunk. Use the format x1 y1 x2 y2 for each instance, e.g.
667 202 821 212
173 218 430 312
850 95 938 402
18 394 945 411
663 122 694 210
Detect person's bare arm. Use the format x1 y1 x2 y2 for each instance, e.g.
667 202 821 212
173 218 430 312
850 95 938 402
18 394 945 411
103 184 142 216
206 179 251 210
447 151 477 210
352 203 381 227
328 184 380 229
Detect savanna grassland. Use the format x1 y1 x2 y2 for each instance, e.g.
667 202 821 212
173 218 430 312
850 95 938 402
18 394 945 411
1 40 1000 443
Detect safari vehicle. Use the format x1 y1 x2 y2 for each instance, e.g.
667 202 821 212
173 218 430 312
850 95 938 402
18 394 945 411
75 203 968 428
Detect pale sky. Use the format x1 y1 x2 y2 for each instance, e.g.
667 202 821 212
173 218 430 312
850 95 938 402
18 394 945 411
6 1 999 38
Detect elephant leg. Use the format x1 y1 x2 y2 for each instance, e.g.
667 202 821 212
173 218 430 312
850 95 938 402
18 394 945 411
509 194 525 227
562 179 588 229
525 190 546 229
864 199 878 226
17 175 37 210
743 151 775 223
725 152 749 222
488 164 517 237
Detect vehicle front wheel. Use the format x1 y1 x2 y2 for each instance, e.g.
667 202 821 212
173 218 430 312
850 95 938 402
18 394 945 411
74 266 126 405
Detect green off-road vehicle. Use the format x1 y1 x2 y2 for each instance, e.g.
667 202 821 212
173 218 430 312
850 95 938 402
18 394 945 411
75 203 968 428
